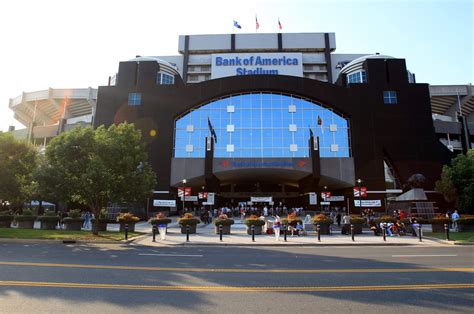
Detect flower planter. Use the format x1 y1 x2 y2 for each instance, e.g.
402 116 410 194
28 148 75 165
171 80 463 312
246 225 263 235
40 221 58 230
17 220 35 229
119 222 136 232
215 225 231 234
64 220 83 231
313 223 331 234
180 224 197 234
458 224 474 232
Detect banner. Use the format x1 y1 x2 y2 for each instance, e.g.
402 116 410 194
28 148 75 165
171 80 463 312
251 196 273 202
354 200 381 207
153 200 176 207
184 196 198 202
309 192 317 205
327 196 344 202
178 187 192 200
353 187 367 197
321 192 331 200
207 193 215 205
198 192 208 199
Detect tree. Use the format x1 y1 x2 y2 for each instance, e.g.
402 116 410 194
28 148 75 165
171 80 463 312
436 149 474 213
0 133 37 210
43 123 156 234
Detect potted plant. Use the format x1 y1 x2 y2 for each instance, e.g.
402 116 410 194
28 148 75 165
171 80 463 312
148 212 172 239
312 214 332 234
457 215 474 232
214 214 234 234
281 212 302 228
37 211 59 230
178 213 200 234
93 208 113 232
0 210 14 228
63 209 84 231
350 215 366 234
430 215 452 233
117 212 140 232
14 209 37 229
244 215 265 235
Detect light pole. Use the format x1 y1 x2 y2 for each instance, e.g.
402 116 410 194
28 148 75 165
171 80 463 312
323 185 328 212
182 179 187 214
356 178 362 215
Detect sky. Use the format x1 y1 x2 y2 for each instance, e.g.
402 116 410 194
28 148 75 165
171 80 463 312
0 0 472 132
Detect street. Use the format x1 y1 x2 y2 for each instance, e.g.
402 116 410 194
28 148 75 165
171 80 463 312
0 242 473 313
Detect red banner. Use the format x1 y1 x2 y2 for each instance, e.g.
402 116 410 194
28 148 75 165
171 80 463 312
353 187 367 197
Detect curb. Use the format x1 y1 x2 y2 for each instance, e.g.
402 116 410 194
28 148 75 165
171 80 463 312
424 236 474 246
143 242 418 247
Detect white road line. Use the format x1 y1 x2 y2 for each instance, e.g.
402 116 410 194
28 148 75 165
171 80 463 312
138 253 203 257
392 254 458 257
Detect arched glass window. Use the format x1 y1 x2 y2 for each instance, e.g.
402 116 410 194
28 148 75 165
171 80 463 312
174 93 351 158
346 70 367 84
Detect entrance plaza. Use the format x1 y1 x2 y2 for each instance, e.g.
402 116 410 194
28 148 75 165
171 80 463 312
132 218 444 247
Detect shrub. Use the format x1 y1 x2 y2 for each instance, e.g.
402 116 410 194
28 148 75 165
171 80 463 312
244 215 265 227
457 215 474 225
178 213 200 226
0 210 13 221
430 215 451 224
350 216 366 224
149 218 172 225
116 212 140 223
14 209 37 221
374 215 396 224
312 214 332 224
38 211 59 222
281 217 302 227
214 218 235 226
68 209 82 219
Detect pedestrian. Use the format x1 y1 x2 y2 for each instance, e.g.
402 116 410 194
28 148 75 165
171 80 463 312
336 212 341 227
451 210 460 231
273 215 281 241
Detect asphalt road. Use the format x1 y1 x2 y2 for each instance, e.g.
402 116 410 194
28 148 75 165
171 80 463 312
0 242 473 313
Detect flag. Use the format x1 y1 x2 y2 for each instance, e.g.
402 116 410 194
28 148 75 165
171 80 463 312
208 117 217 143
255 16 260 30
233 20 242 29
278 18 282 30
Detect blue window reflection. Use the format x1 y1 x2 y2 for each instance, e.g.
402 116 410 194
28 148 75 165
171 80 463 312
174 93 351 158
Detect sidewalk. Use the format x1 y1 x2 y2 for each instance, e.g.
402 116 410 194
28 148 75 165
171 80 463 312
134 220 444 247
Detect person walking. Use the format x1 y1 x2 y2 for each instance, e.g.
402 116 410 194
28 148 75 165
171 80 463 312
336 212 342 227
451 210 460 231
273 215 281 241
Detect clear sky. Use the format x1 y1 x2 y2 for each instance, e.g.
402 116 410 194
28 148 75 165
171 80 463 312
0 0 472 132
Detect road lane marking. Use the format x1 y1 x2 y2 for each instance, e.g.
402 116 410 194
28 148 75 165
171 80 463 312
0 262 472 273
392 255 458 257
0 281 472 292
138 254 203 257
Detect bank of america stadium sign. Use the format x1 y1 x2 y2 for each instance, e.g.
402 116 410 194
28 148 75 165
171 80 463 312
211 52 303 79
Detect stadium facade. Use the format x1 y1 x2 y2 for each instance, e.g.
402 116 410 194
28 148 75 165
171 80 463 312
8 32 474 214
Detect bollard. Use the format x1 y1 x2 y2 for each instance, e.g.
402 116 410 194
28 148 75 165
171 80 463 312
382 226 386 241
317 224 321 242
125 223 129 241
418 224 422 242
283 224 287 242
444 223 449 241
219 224 223 242
251 225 255 242
351 224 355 242
152 225 156 242
186 225 190 242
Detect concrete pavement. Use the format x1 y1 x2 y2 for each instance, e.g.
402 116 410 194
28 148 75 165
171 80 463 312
134 219 444 247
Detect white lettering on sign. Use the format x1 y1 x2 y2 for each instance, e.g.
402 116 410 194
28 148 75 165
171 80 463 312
211 53 303 79
153 200 176 207
354 200 382 207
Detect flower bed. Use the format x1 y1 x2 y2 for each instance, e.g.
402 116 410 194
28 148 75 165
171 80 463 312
214 214 235 234
312 214 332 234
244 215 265 235
178 213 200 234
117 212 140 232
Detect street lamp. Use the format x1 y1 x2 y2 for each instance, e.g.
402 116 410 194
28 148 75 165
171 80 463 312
323 185 328 212
356 178 362 215
182 179 187 214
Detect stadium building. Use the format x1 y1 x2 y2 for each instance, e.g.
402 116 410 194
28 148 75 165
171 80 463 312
8 32 473 214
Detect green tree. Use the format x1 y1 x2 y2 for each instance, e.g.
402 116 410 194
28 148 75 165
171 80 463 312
0 133 37 209
436 149 474 213
43 123 156 233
